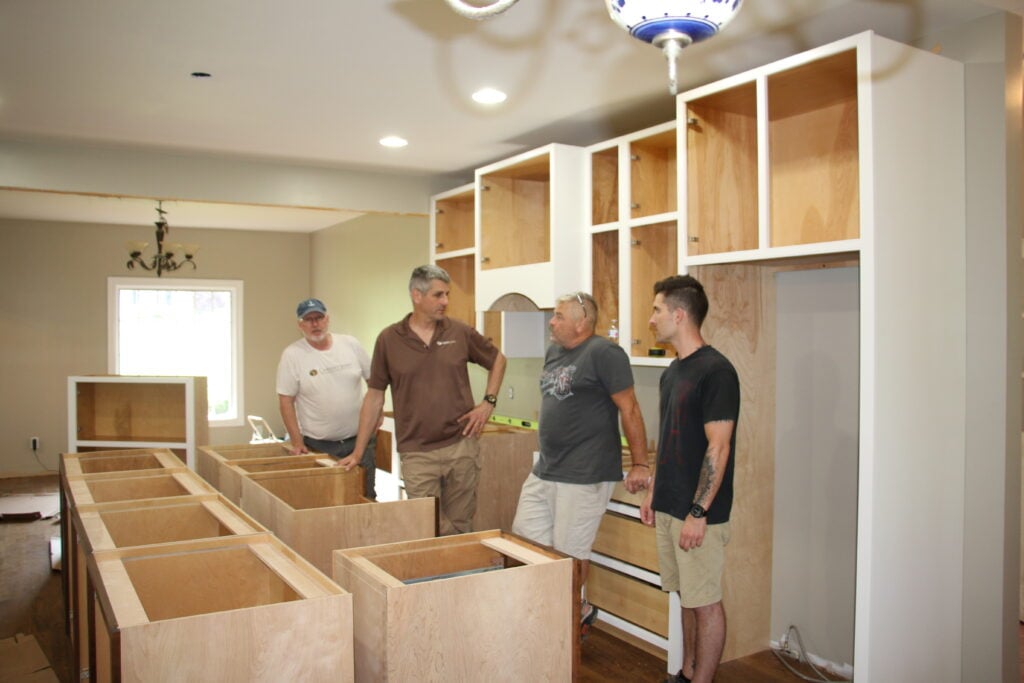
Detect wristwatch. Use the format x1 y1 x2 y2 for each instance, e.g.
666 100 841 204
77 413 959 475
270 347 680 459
689 503 707 519
483 394 498 406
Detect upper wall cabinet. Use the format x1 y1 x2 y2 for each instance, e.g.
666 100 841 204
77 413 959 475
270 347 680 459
476 144 586 310
680 44 860 265
430 184 477 328
587 121 679 366
432 184 476 255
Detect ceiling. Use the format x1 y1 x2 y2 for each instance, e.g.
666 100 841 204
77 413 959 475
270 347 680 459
0 0 1009 230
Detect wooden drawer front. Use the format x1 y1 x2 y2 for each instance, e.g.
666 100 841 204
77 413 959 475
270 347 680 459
587 564 668 637
592 512 659 572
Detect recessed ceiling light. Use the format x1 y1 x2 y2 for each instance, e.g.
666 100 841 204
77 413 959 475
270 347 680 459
379 136 408 148
190 72 212 78
472 87 507 105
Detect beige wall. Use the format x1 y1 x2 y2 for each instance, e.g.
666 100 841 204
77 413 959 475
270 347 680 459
0 217 312 473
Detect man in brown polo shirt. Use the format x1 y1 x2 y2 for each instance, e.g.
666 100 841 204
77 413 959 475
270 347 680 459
340 264 506 535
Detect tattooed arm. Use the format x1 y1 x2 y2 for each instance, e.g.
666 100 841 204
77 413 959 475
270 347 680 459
678 419 734 551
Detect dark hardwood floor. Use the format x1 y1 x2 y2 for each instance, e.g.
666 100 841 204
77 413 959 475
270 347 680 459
1 474 866 682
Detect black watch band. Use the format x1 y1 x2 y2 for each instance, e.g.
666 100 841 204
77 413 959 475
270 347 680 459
483 394 498 406
689 503 707 519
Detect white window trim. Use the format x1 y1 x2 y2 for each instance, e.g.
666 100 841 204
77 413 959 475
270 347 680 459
107 277 245 427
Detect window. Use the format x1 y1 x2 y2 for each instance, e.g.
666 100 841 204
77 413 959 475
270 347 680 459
108 278 243 425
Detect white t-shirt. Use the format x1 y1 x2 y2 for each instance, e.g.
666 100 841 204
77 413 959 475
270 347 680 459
275 334 371 441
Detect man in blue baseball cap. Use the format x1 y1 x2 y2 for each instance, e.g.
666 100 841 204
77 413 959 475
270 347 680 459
276 298 377 498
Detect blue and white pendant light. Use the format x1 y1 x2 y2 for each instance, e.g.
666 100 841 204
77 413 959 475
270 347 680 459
443 0 744 95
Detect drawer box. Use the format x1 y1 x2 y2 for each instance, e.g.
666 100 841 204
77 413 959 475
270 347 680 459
587 564 669 637
333 531 575 682
240 467 436 575
592 511 659 572
90 537 352 682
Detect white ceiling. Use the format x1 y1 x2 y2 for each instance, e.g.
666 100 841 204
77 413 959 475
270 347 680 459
0 0 1009 230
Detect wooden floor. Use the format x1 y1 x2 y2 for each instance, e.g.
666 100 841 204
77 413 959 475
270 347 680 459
0 474 872 682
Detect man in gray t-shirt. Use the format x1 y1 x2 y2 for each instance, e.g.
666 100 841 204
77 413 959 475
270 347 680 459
511 291 650 628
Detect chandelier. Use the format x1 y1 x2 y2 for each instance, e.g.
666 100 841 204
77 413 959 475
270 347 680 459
125 201 199 277
442 0 744 95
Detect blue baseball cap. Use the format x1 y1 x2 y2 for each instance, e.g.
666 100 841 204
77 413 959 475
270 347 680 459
296 298 327 319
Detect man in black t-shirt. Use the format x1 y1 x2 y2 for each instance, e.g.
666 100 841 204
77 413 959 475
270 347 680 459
640 275 740 683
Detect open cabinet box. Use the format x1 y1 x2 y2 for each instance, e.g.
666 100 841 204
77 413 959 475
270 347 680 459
333 531 576 682
195 442 294 490
239 467 436 575
216 454 329 505
88 536 352 682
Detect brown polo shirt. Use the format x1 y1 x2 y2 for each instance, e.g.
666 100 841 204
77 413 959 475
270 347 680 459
369 314 499 453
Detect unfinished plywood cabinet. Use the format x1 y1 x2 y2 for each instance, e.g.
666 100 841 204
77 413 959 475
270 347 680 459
216 453 328 505
67 376 208 468
195 441 292 491
239 467 436 575
90 536 352 682
476 144 586 310
431 183 475 254
586 121 677 366
333 531 575 682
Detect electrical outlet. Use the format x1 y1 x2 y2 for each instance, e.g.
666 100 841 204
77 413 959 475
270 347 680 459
507 386 515 400
30 436 40 451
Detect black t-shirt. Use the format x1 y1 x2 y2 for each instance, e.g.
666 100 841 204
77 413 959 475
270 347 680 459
651 345 740 524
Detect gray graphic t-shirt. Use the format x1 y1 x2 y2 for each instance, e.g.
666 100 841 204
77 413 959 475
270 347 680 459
535 335 635 484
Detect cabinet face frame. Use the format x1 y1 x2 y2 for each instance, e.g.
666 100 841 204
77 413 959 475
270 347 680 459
585 121 678 368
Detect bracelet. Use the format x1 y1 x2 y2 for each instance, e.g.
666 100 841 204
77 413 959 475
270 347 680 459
632 463 650 469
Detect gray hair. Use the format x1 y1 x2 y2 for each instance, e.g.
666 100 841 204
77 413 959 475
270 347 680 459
409 264 451 293
556 291 597 327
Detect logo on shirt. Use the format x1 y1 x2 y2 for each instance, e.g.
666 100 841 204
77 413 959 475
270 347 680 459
436 340 456 346
309 369 318 376
540 364 576 401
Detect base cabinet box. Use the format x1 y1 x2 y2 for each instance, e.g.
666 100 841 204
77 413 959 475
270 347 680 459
333 531 575 682
217 454 328 505
195 442 292 490
239 467 437 575
90 537 353 682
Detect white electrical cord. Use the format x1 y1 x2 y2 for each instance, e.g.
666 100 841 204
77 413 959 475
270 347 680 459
442 0 519 20
771 625 847 682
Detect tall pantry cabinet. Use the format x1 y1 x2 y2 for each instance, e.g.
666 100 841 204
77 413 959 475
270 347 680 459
589 30 966 679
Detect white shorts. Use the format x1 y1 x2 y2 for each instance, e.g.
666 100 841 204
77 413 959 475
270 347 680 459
511 473 616 560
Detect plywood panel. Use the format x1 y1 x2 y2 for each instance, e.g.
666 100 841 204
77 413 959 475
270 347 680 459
591 230 619 339
631 129 677 218
434 190 474 252
686 84 758 255
437 254 476 328
591 147 619 225
218 454 325 505
691 263 776 662
473 428 538 532
479 172 550 269
196 442 292 489
630 222 677 357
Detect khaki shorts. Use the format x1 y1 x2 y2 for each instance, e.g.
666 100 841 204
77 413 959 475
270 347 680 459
511 473 616 560
655 511 730 608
